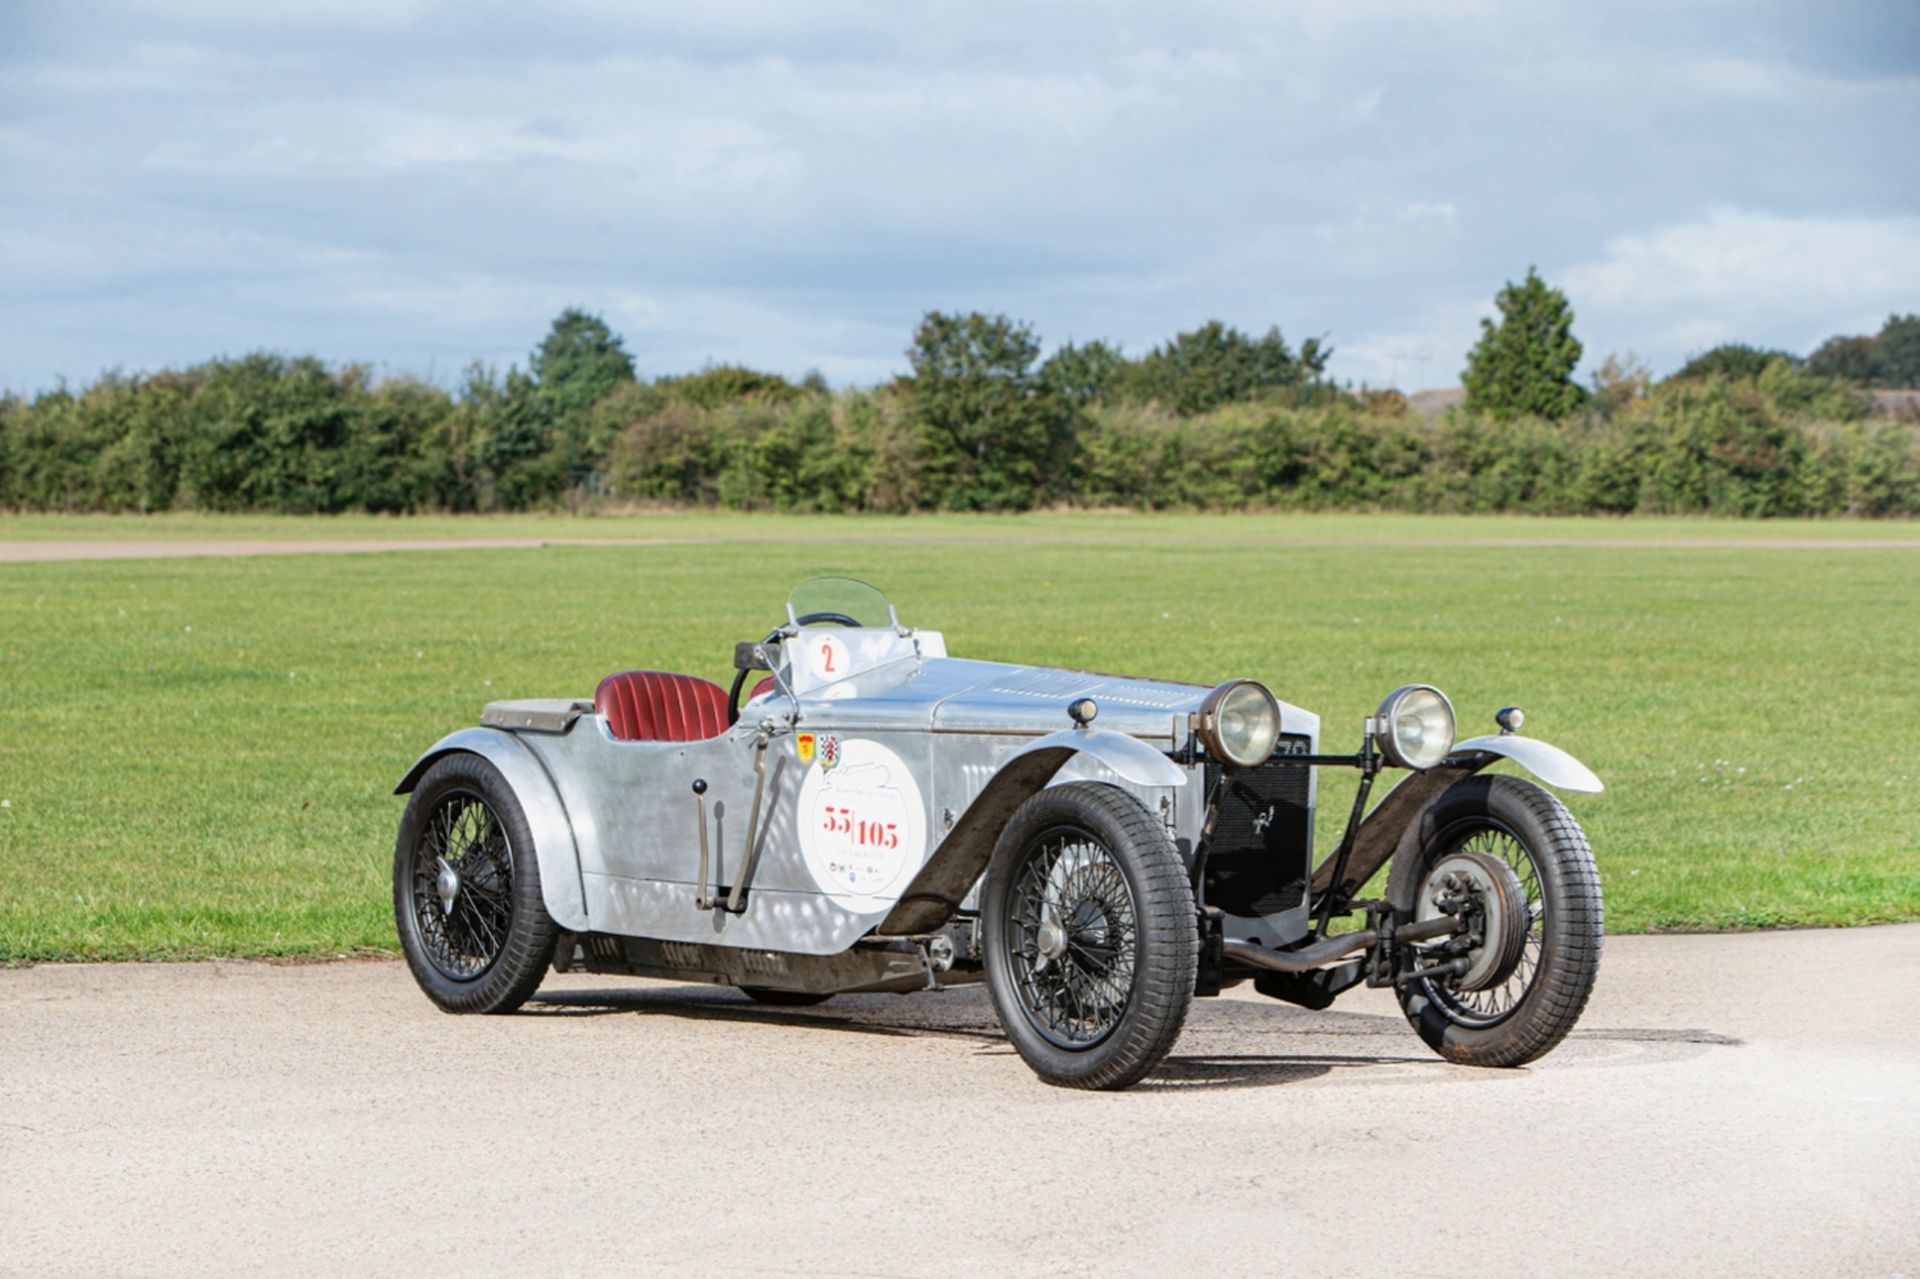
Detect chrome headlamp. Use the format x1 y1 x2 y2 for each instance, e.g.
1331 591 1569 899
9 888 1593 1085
1197 679 1283 769
1373 685 1456 770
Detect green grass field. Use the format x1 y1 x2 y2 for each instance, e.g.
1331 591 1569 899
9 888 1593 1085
2 511 1915 960
7 508 1920 543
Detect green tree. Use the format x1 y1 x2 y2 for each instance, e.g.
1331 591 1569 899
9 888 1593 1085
179 354 356 513
1462 267 1587 419
1670 343 1798 382
903 311 1064 510
1592 352 1651 416
1874 314 1920 387
1122 321 1307 415
1804 316 1920 388
341 374 458 513
0 394 17 508
530 308 637 476
1806 334 1883 384
1039 339 1125 406
466 365 557 510
662 364 798 409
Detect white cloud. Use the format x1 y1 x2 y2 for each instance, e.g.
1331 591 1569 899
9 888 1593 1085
1564 209 1920 310
3 0 1917 392
1335 297 1489 391
19 40 284 93
1684 55 1917 102
113 0 442 27
1343 207 1920 387
1401 201 1457 224
1686 57 1799 100
1562 208 1920 361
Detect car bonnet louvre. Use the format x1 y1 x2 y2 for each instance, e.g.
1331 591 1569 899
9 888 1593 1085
983 668 1196 710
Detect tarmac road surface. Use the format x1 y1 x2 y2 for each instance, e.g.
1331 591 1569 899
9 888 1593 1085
3 925 1916 1277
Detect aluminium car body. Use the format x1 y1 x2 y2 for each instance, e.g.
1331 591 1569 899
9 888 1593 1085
393 577 1606 1089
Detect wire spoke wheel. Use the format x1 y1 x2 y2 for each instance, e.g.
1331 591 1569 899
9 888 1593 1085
1006 827 1140 1049
393 753 558 1013
982 783 1197 1090
409 789 517 980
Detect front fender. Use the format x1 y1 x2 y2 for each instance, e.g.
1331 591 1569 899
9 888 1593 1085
1451 734 1602 793
395 727 589 931
875 730 1186 936
1010 727 1189 790
1309 734 1601 901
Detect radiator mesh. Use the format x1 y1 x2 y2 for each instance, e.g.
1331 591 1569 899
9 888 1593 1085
1202 738 1313 918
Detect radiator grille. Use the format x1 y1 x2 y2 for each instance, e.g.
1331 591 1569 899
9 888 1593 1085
1202 737 1313 919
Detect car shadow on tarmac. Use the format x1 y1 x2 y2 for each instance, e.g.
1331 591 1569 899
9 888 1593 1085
522 975 1743 1083
524 983 1741 1088
526 986 1490 1089
527 985 1006 1042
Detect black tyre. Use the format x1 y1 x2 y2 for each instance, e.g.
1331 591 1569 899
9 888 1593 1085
394 753 559 1014
1389 774 1603 1066
740 987 833 1007
982 782 1198 1090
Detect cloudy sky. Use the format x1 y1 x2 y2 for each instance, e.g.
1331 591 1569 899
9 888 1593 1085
3 1 1916 395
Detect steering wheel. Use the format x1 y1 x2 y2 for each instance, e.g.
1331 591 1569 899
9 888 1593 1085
726 612 865 724
793 612 862 629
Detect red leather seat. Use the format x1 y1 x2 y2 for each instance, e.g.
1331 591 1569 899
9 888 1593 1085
595 671 731 742
749 675 776 700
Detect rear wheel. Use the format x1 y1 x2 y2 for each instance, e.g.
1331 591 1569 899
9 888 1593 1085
1390 775 1603 1066
394 753 558 1014
982 783 1197 1090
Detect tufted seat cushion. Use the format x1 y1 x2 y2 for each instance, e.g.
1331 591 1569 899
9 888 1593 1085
594 670 731 742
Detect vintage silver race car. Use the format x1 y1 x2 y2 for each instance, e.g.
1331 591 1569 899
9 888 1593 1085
393 577 1604 1089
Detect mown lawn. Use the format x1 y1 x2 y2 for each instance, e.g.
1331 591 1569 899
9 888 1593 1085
1 511 1915 959
6 507 1920 543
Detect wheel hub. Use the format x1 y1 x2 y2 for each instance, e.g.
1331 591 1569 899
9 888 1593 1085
1036 918 1069 960
1417 850 1528 991
436 863 461 916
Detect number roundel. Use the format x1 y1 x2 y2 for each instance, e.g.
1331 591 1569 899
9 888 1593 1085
794 737 928 911
819 804 900 849
809 634 842 681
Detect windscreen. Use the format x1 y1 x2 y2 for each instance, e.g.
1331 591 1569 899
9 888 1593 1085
786 577 896 628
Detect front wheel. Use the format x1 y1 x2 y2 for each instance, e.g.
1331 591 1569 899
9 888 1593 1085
982 782 1198 1090
1390 774 1603 1067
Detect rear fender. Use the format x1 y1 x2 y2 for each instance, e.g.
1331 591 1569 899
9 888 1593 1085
1309 735 1600 906
395 727 589 931
876 729 1187 935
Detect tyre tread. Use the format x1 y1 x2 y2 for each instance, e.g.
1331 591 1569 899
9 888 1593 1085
983 782 1198 1090
394 753 559 1015
1401 774 1604 1068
